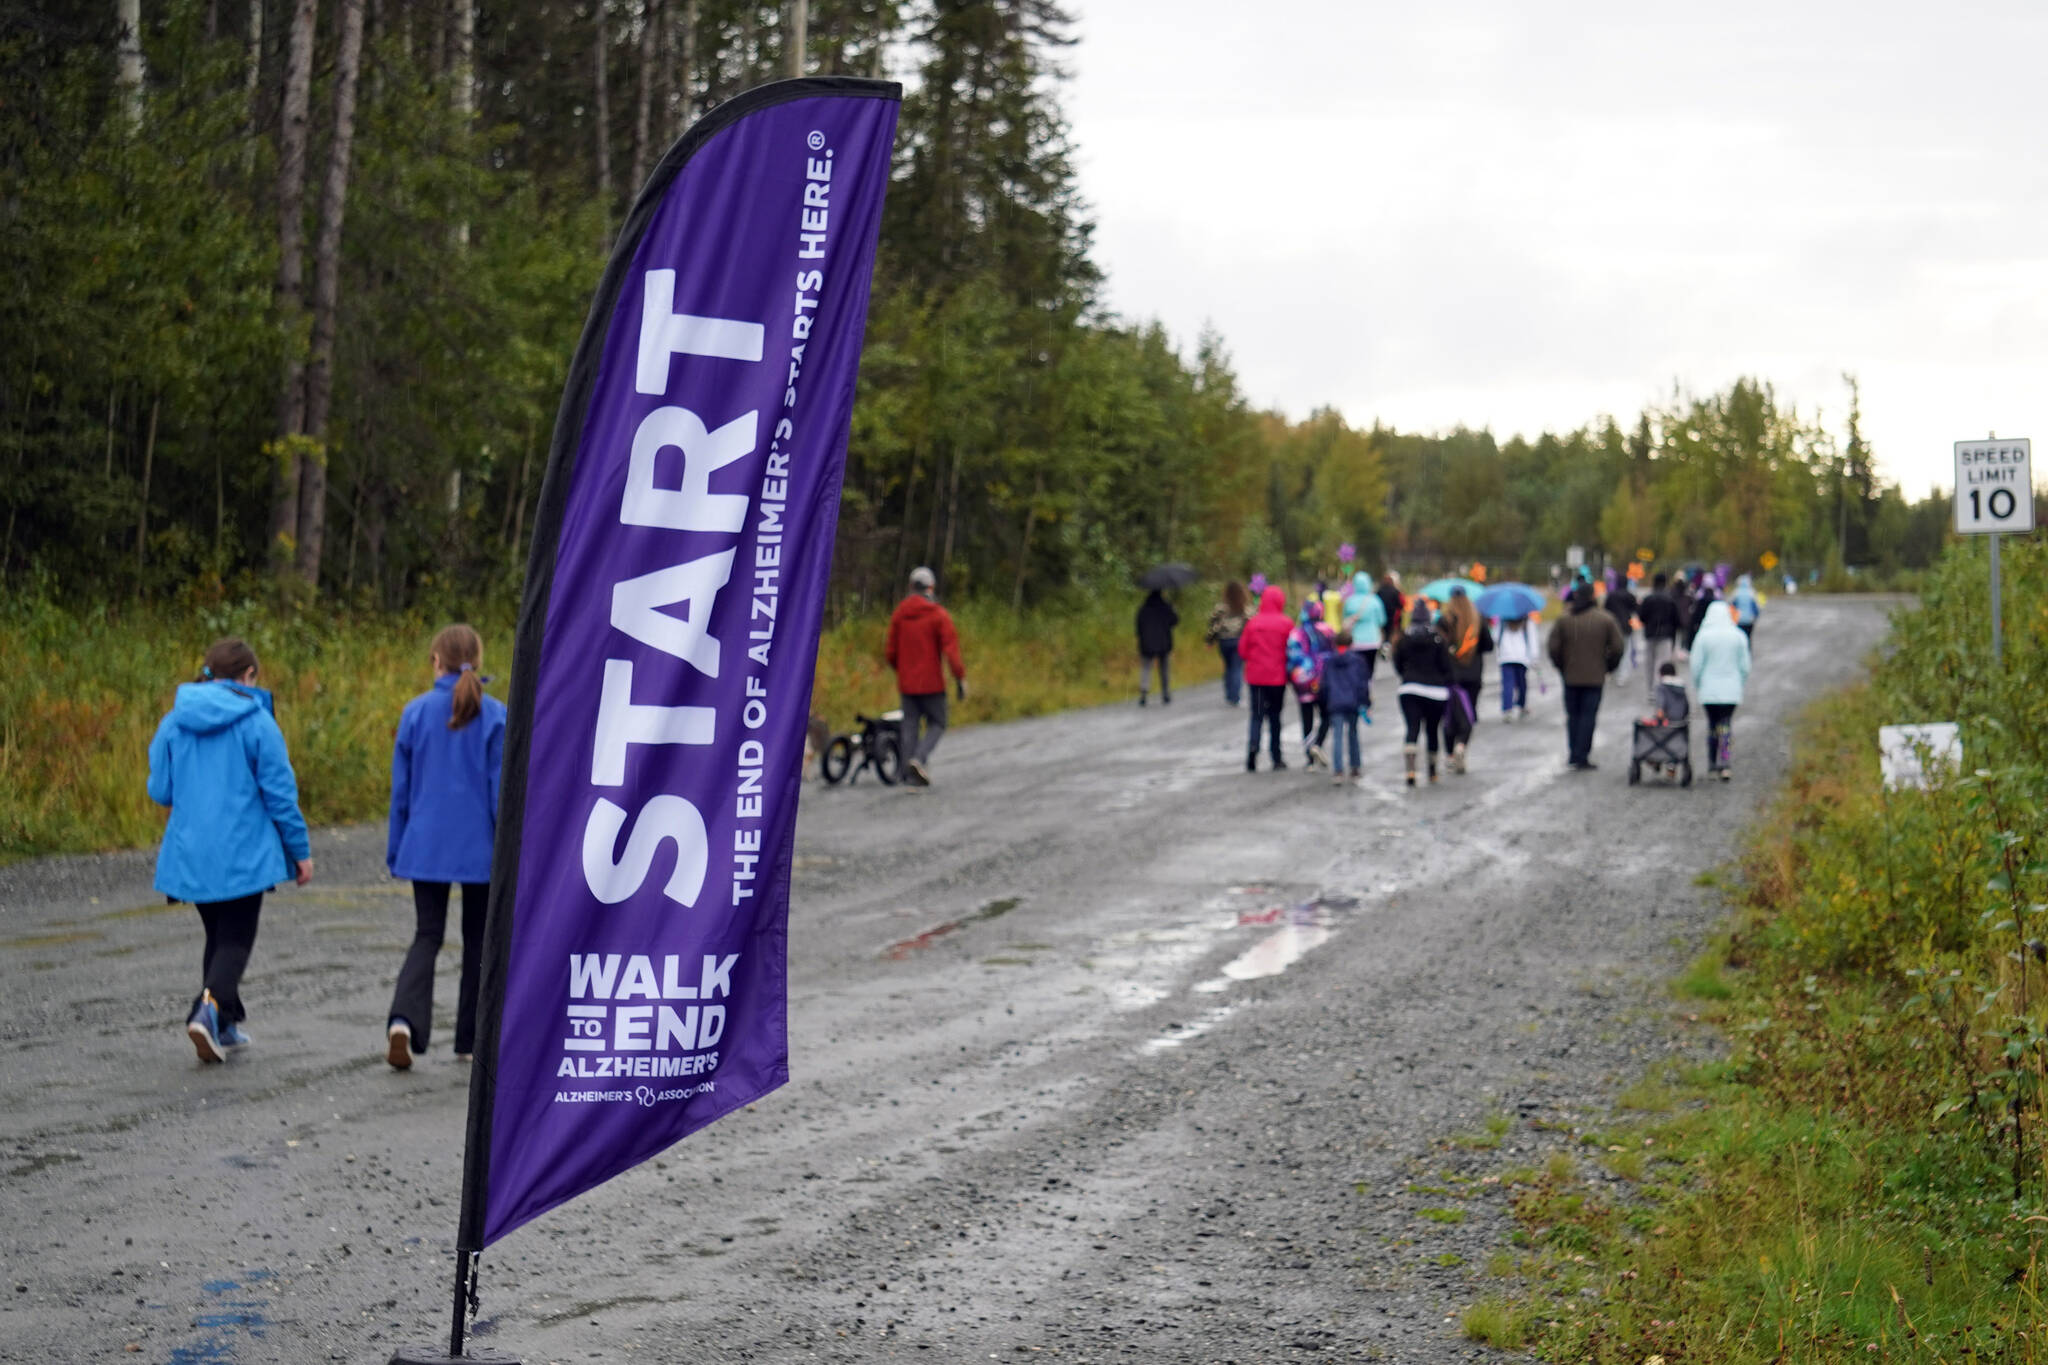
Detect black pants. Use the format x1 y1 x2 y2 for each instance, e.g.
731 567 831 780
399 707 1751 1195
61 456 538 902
1247 684 1286 765
193 894 263 1025
1563 684 1603 765
1297 697 1329 752
1705 703 1737 769
1400 693 1445 754
1445 680 1480 748
390 880 488 1054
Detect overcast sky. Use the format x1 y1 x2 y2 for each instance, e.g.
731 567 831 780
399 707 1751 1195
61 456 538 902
1064 0 2046 496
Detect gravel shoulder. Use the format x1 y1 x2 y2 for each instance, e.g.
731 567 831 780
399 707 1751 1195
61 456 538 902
0 595 1901 1363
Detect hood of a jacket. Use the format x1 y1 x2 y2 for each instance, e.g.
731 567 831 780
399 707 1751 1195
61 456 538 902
169 681 269 734
897 592 944 626
1696 603 1740 638
1257 586 1286 616
1352 572 1372 596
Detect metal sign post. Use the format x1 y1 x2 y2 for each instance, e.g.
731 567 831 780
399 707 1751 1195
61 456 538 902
1953 436 2033 670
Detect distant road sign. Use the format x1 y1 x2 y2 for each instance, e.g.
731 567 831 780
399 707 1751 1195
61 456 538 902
1954 438 2034 535
1565 545 1585 569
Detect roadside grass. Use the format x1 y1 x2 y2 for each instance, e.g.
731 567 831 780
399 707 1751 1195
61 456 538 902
1463 539 2048 1361
1 589 1219 862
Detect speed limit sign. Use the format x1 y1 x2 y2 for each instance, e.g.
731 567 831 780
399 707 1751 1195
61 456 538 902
1954 438 2034 535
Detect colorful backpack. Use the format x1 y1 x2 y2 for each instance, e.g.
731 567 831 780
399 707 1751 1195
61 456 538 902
1287 623 1331 700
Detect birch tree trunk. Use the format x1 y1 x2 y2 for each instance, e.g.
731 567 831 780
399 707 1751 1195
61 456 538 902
117 0 146 127
593 0 613 228
242 0 262 169
451 0 474 243
450 0 474 117
676 0 696 139
629 0 659 192
267 0 318 573
787 0 806 77
294 0 368 588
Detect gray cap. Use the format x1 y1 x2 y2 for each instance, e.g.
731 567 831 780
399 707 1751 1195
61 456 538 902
909 566 936 590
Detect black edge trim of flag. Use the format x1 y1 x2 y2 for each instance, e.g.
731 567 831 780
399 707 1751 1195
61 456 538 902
456 74 903 1255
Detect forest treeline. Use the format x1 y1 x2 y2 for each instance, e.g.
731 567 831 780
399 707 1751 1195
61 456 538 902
2 0 1966 617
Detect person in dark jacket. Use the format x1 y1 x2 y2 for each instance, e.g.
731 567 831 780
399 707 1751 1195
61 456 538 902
1637 572 1683 704
148 638 314 1064
1238 585 1292 771
1393 602 1455 786
1135 589 1179 705
1546 584 1625 769
1204 581 1251 706
886 566 967 787
1605 578 1639 684
1317 631 1371 786
384 624 506 1069
1436 587 1493 774
1683 583 1720 652
1375 573 1404 648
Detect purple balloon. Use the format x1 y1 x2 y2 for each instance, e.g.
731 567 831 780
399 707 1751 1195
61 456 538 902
1249 573 1268 594
1338 542 1355 564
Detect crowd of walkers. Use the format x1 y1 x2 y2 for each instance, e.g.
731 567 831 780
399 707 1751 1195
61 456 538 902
1176 562 1757 788
143 562 1755 1063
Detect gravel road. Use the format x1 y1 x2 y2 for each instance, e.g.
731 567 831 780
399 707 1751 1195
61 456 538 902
0 595 1901 1364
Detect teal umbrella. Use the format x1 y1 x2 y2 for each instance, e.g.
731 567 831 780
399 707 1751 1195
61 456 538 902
1416 577 1483 604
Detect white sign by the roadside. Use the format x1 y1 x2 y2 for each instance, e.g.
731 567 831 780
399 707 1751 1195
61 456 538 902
1565 545 1585 569
1879 723 1961 791
1954 438 2033 535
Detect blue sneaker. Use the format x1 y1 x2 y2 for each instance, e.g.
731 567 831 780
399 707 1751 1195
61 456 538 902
220 1022 252 1049
187 993 226 1064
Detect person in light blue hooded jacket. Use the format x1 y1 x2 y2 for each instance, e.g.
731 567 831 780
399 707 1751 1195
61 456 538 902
1342 571 1388 690
148 638 313 1064
1689 599 1753 780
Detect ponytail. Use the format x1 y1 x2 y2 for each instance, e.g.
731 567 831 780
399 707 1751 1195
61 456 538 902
430 624 485 729
200 638 259 683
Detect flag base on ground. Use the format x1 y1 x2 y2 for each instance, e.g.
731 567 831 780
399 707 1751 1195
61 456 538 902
386 1347 521 1364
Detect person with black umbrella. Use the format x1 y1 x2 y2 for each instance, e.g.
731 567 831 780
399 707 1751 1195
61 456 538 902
1136 588 1179 705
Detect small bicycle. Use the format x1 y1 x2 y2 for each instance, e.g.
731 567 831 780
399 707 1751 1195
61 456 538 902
819 711 904 786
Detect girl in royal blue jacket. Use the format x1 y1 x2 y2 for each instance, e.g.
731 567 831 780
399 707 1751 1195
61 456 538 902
149 638 314 1064
384 624 505 1068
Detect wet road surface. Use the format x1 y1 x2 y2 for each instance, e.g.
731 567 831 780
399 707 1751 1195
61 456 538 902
0 596 1900 1363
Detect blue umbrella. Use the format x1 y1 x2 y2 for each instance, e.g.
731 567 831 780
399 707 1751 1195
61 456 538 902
1476 583 1545 619
1416 577 1483 604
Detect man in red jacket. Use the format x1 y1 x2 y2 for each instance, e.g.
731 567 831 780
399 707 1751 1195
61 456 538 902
885 566 966 787
1237 585 1291 772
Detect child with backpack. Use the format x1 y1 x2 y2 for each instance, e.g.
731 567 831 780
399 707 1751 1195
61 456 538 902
385 624 506 1069
1287 600 1336 768
148 638 314 1063
1317 631 1371 786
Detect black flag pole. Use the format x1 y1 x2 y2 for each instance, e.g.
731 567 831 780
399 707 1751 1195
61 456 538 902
384 76 898 1365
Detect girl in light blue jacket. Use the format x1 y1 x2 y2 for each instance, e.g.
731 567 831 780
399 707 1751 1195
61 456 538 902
148 638 313 1063
383 624 505 1068
1689 602 1753 780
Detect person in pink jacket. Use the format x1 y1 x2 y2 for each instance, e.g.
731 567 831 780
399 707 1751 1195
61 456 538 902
1238 586 1292 772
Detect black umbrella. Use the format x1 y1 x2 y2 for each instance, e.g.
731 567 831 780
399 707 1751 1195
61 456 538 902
1137 563 1198 591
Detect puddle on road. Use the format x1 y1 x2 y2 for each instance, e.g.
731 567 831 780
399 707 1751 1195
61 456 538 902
881 896 1021 959
1142 1003 1245 1053
1220 922 1335 981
